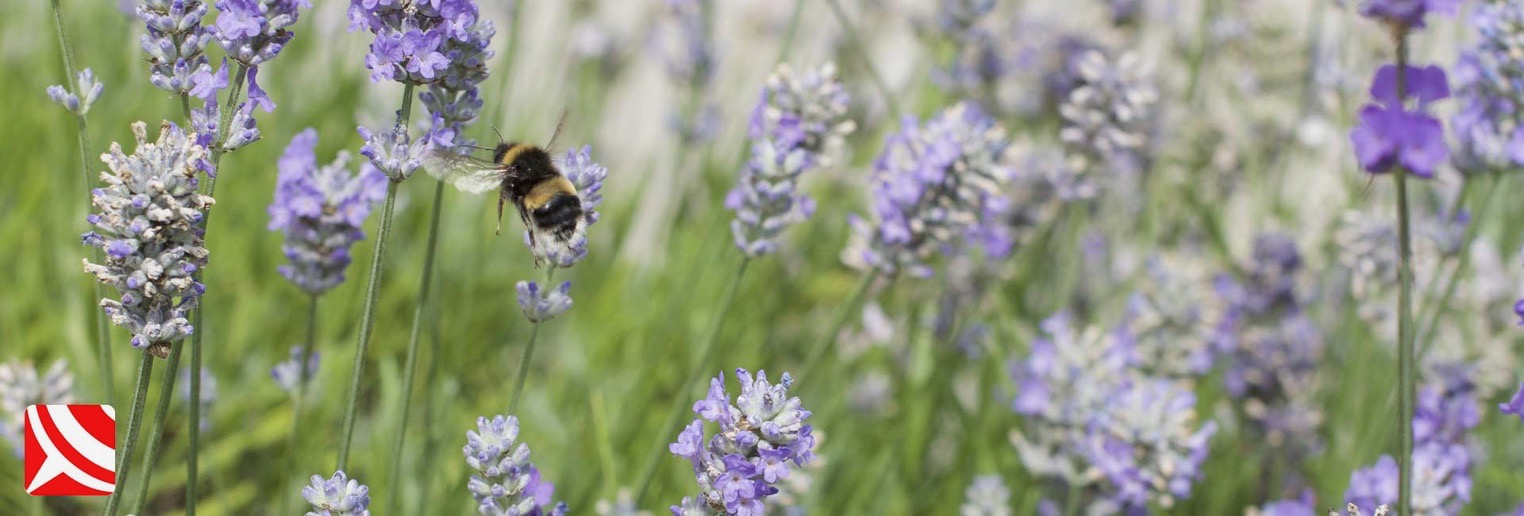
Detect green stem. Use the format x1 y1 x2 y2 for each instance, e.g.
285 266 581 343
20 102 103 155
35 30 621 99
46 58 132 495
279 294 321 514
385 181 445 513
413 296 447 516
337 179 404 472
634 257 752 505
798 269 879 383
336 83 414 472
50 0 115 408
1392 35 1415 516
103 353 155 516
129 342 184 515
821 0 901 118
509 266 559 415
186 63 251 515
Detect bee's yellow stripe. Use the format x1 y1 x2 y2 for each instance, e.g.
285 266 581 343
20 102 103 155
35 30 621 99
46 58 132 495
525 177 576 211
498 144 531 167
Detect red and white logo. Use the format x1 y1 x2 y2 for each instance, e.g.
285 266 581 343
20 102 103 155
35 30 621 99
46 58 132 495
23 405 116 496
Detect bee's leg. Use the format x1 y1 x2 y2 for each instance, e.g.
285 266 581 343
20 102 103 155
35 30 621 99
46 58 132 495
495 192 506 236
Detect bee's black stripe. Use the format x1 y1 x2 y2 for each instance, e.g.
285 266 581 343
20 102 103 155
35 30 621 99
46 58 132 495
532 194 584 233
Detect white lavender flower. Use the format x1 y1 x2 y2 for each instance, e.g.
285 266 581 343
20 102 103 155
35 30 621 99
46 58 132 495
1059 50 1157 176
0 360 77 453
516 281 573 323
47 68 104 116
358 123 426 182
137 0 213 94
82 121 215 358
959 475 1010 516
728 63 855 257
302 470 371 516
844 102 1011 277
464 415 566 515
1122 254 1218 379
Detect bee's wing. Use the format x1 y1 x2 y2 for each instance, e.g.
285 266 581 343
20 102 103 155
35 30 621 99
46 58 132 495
420 150 510 195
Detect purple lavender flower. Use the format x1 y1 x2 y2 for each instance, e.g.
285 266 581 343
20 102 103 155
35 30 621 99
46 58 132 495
652 0 717 142
1350 65 1451 178
1079 379 1217 511
272 345 321 393
187 63 264 154
1499 381 1524 423
1358 0 1458 28
1252 491 1316 516
267 128 387 295
844 102 1011 277
669 368 814 515
935 0 996 35
421 87 485 150
212 0 310 66
83 121 214 358
137 0 213 94
728 63 854 257
1011 313 1216 512
464 415 567 516
302 470 371 516
47 68 104 116
1452 1 1524 173
1213 234 1325 463
1345 367 1477 513
1515 299 1524 326
348 0 494 87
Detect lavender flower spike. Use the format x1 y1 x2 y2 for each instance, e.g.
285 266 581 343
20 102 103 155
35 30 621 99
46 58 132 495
1451 0 1524 173
302 470 371 516
82 121 214 358
516 281 573 323
212 0 310 67
348 0 494 86
268 128 388 295
137 0 213 94
464 415 567 515
358 124 426 182
960 475 1010 516
844 102 1011 277
273 345 321 393
0 360 75 456
47 68 104 116
728 63 855 257
669 368 815 515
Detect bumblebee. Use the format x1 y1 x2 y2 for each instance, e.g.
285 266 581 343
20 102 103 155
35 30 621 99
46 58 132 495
422 123 584 264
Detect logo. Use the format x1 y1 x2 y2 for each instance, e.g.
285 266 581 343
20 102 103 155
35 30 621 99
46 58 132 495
23 405 116 496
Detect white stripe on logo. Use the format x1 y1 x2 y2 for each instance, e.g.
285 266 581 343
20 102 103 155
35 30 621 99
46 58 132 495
45 405 115 471
24 406 115 494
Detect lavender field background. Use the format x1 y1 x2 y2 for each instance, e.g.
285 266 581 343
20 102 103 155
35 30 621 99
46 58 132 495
3 0 1524 514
